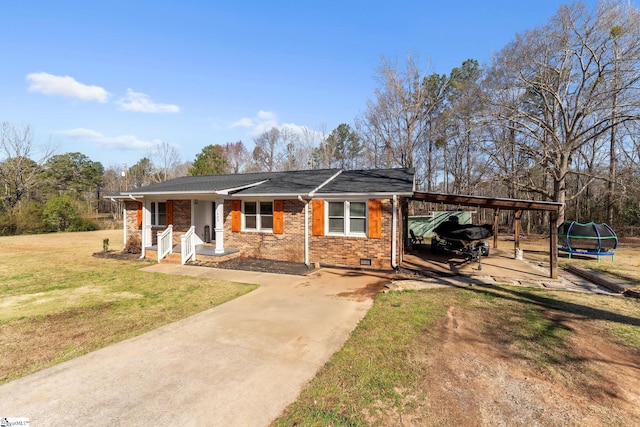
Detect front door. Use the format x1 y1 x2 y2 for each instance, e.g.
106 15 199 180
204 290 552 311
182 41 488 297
192 200 209 244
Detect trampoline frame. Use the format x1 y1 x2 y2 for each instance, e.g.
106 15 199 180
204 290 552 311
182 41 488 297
558 221 618 262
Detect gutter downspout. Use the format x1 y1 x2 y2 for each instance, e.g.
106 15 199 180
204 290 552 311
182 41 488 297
123 204 127 251
392 195 398 269
298 195 310 266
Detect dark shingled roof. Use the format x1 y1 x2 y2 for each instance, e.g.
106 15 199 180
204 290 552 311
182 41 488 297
121 168 414 197
314 168 415 195
232 169 339 195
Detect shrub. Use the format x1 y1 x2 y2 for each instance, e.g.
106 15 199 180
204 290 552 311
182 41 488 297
67 217 98 232
124 235 141 254
43 195 78 232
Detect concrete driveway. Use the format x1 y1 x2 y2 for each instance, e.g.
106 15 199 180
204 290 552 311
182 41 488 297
0 265 392 426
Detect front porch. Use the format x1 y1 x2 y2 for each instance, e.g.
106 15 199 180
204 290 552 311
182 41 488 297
146 243 241 265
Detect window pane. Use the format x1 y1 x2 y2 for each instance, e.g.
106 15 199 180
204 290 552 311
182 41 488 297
151 202 156 225
245 215 257 229
261 215 273 229
328 202 344 217
350 218 366 233
244 202 257 214
329 218 344 233
260 202 273 215
350 202 366 217
158 202 166 225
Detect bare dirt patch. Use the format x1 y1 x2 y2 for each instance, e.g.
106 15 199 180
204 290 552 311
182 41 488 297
390 298 640 426
276 282 640 426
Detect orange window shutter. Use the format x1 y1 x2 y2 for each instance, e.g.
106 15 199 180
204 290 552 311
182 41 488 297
312 199 324 236
136 202 143 228
166 200 173 225
231 200 241 232
368 199 382 238
273 200 284 234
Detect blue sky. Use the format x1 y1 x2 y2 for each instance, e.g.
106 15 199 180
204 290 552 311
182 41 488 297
0 0 600 169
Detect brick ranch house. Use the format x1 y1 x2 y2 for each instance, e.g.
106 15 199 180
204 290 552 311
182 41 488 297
111 168 415 270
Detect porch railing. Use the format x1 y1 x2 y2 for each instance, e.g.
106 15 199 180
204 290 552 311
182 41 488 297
157 225 173 262
181 226 196 265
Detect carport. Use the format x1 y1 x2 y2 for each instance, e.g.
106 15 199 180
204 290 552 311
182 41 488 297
409 192 563 279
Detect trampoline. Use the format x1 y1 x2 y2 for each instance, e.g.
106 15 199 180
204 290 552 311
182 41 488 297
558 221 618 261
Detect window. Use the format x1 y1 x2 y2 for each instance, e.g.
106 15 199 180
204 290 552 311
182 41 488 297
150 202 166 226
349 202 366 234
243 201 273 231
328 202 345 233
327 201 367 236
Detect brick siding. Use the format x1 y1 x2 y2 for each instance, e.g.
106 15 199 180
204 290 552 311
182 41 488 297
124 200 140 243
224 198 401 270
127 197 402 270
223 199 306 262
309 198 399 270
170 200 191 246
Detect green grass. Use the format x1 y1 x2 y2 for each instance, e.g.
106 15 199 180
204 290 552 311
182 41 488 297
274 290 448 426
0 230 257 384
273 285 640 426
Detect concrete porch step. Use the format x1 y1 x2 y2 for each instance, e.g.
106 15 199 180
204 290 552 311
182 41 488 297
163 253 183 264
192 250 242 264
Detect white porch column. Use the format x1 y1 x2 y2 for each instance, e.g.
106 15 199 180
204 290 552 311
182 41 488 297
122 206 127 251
215 198 225 254
140 202 148 259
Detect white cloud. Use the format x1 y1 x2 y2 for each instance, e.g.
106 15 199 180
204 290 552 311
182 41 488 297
58 128 155 151
26 72 110 103
230 110 279 135
230 117 254 128
257 110 276 121
228 110 325 146
117 89 180 113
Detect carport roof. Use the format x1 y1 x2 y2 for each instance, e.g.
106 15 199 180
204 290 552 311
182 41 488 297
411 191 562 211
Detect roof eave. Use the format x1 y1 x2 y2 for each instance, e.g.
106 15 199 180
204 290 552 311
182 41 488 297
312 191 414 198
229 193 309 198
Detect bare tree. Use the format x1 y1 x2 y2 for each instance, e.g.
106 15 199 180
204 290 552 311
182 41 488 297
252 128 281 172
485 1 640 224
149 141 182 182
360 55 429 171
222 141 250 173
0 122 54 213
252 127 306 172
281 129 304 171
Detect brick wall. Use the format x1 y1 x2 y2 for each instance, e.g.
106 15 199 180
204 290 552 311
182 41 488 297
126 197 402 270
223 199 306 262
171 200 191 231
223 198 401 270
123 200 192 247
309 198 399 270
124 200 140 243
170 199 191 246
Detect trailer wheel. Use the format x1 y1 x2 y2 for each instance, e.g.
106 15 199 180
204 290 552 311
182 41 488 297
431 238 443 254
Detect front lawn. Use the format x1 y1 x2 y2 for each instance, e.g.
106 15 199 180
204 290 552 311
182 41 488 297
0 230 256 384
